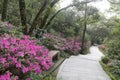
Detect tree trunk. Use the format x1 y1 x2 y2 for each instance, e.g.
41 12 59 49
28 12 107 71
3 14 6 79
40 0 60 29
1 0 8 21
28 0 48 36
44 5 74 29
44 1 93 29
19 0 27 34
81 3 87 54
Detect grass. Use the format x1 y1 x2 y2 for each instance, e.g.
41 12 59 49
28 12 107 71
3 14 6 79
41 71 57 80
30 71 57 80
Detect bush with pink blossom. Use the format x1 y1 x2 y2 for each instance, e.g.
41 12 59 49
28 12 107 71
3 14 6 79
43 33 82 55
0 34 53 80
0 21 23 37
61 38 81 54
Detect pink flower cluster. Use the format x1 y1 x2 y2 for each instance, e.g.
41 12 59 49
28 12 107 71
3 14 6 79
5 22 13 28
44 33 54 39
0 72 12 80
61 38 81 54
0 34 53 80
0 21 15 30
44 33 81 54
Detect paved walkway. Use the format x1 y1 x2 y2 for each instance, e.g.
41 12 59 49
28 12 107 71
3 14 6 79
57 46 111 80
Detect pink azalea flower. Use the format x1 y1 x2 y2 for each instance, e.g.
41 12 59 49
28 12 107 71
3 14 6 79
6 22 12 28
26 78 31 80
35 67 42 74
0 34 53 79
0 58 7 64
14 76 19 80
16 62 21 68
12 57 17 64
22 67 29 73
0 71 12 80
18 52 24 57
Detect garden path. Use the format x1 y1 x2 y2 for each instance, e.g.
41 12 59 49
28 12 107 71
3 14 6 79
57 46 111 80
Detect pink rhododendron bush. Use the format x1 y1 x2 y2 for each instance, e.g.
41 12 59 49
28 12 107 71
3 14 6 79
0 21 17 34
61 38 81 54
43 33 81 54
0 34 53 80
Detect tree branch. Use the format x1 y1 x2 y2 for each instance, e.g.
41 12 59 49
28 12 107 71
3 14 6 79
107 0 120 4
44 0 93 29
40 0 60 29
50 0 60 7
28 0 48 35
44 5 73 29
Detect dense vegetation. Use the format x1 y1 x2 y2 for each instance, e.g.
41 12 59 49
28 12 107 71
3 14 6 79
100 1 120 80
102 19 120 80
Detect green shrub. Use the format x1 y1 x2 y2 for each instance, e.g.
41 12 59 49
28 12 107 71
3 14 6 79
103 23 120 80
111 60 120 78
102 57 110 64
100 62 116 80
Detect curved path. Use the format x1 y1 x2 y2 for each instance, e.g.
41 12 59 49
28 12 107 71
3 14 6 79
57 46 111 80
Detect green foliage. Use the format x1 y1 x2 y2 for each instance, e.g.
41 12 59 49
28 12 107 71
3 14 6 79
87 26 110 44
102 19 120 80
100 62 117 80
48 9 80 37
48 4 100 38
109 0 120 16
111 60 120 77
105 39 120 60
7 0 20 25
102 57 110 64
0 0 3 13
30 71 56 80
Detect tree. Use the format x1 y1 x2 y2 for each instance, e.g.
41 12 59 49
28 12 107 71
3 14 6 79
0 0 97 36
81 3 88 54
1 0 8 21
107 0 120 4
108 0 120 16
87 25 110 44
28 0 94 35
72 0 100 53
0 0 3 13
19 0 27 34
28 0 49 35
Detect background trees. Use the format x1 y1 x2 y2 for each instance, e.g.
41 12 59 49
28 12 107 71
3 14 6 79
1 0 60 35
0 0 97 36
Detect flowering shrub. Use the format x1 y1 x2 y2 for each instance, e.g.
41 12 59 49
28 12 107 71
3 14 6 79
43 33 65 49
61 38 81 54
0 21 16 34
0 34 53 80
0 20 23 37
43 33 81 54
